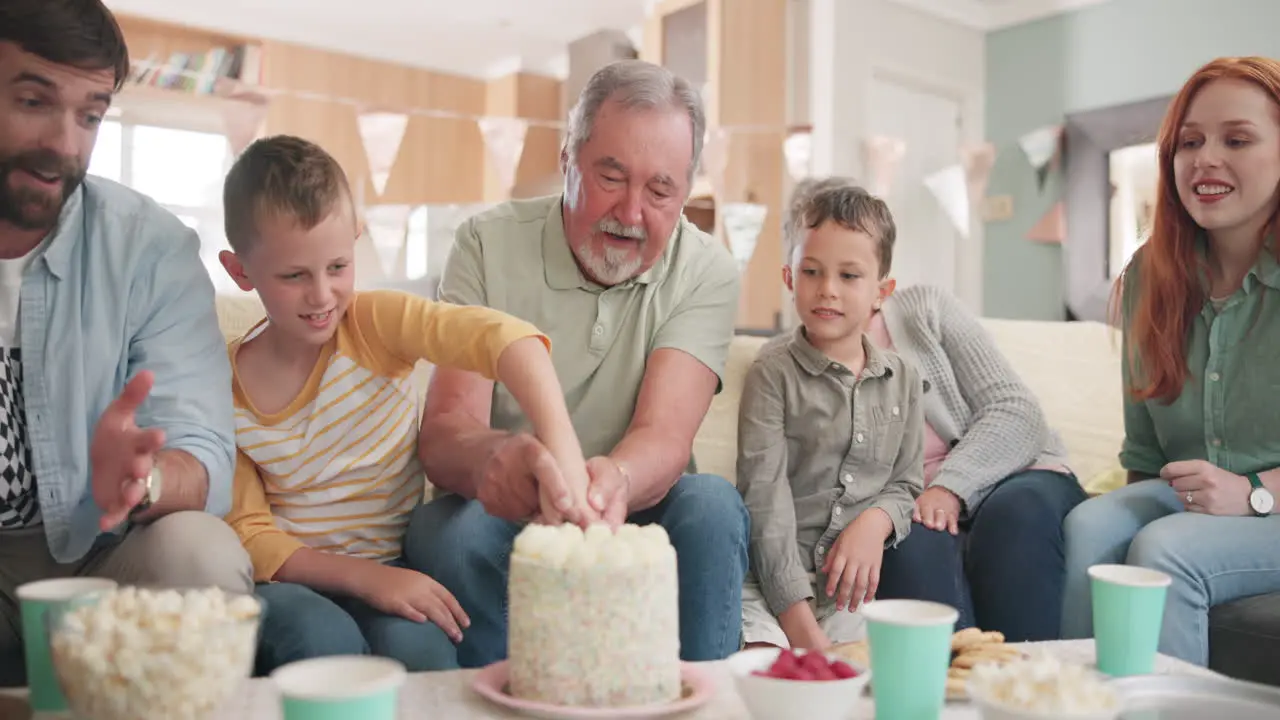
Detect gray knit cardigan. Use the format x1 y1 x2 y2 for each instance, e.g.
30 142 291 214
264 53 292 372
880 285 1071 512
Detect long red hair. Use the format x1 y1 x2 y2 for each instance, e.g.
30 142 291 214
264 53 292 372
1112 56 1280 403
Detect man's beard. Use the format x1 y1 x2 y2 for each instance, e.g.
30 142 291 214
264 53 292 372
573 241 644 286
0 149 84 231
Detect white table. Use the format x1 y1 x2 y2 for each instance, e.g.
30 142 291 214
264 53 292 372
3 640 1215 719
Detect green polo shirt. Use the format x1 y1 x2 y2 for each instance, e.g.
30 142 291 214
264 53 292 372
438 195 740 466
1120 244 1280 476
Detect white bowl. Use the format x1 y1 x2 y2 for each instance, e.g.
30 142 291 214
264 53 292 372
967 672 1121 720
728 647 870 720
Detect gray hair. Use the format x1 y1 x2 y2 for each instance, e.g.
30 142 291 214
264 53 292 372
788 182 897 278
565 60 705 182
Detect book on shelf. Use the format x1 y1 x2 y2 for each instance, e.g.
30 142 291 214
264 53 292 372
128 44 265 97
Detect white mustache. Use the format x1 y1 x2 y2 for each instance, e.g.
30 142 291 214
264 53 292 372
596 218 647 240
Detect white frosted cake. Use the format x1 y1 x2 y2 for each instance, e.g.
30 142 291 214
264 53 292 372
507 522 681 707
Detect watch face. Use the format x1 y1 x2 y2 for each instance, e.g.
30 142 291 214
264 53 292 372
1250 488 1275 516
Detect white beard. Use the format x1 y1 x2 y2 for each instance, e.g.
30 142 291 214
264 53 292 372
574 242 643 285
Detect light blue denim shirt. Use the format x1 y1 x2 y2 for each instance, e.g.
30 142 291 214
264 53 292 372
18 176 235 563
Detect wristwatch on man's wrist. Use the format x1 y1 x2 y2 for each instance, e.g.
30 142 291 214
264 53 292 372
1246 472 1274 517
128 465 164 519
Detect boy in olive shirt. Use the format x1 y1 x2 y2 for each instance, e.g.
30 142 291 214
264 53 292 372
736 184 946 650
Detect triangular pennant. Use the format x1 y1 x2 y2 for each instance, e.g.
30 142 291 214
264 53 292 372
924 164 970 239
700 127 729 195
357 112 409 197
862 136 906 198
1027 201 1067 243
221 101 268 156
783 131 812 182
477 117 529 195
1019 125 1063 192
721 202 768 271
364 204 413 278
960 142 997 209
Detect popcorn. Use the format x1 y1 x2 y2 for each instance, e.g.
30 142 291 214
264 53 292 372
513 522 675 569
49 586 262 720
968 653 1120 715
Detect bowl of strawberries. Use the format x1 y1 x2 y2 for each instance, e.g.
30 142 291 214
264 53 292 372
727 646 870 720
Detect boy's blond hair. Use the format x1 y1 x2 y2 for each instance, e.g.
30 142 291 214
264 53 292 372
222 135 353 254
785 180 897 279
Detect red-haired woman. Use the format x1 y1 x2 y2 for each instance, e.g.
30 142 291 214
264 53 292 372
1061 56 1280 665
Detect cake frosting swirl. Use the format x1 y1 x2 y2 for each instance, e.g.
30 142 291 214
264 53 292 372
507 522 681 707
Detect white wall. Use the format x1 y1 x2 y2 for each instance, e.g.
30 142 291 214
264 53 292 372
806 0 986 311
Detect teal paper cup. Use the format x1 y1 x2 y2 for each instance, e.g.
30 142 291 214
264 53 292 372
16 577 118 714
272 656 406 720
1089 563 1171 677
863 599 959 720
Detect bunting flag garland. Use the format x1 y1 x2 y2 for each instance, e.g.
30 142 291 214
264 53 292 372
364 204 413 277
961 142 997 210
1026 201 1067 243
783 131 812 182
1018 125 1064 192
862 136 906 198
220 101 268 156
721 202 768 271
357 112 410 197
924 164 971 239
478 117 530 194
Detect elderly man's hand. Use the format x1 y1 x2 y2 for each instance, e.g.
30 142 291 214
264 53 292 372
476 432 593 525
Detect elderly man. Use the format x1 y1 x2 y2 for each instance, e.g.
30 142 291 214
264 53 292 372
408 59 748 665
0 0 252 684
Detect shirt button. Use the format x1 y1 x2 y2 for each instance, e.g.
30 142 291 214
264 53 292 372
1212 438 1222 447
1209 372 1220 382
855 432 865 443
833 506 843 516
592 324 604 336
816 546 825 555
842 473 853 484
892 406 900 416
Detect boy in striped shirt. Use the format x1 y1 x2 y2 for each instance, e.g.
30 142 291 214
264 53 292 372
218 136 594 674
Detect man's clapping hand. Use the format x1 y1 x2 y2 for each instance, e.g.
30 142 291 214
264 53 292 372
90 371 165 530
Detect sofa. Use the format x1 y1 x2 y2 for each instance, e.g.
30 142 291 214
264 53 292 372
212 293 1280 685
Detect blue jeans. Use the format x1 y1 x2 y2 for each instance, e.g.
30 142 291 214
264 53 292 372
878 470 1087 641
405 474 750 667
254 558 460 675
1061 479 1280 666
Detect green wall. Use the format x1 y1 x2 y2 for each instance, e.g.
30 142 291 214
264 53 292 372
983 0 1280 319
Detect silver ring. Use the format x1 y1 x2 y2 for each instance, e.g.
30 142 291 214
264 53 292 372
1186 491 1194 504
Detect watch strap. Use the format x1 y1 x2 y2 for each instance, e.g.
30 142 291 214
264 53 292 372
1247 472 1264 490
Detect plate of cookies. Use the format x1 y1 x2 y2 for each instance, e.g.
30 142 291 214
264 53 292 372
945 627 1025 701
828 627 1026 703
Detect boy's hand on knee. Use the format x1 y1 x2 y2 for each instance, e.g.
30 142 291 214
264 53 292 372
354 564 471 642
822 510 891 612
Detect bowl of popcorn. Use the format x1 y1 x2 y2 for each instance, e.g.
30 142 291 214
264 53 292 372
728 646 870 720
966 653 1122 720
47 585 263 720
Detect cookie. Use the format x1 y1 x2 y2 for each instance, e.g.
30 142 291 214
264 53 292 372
828 640 870 668
947 666 972 679
945 676 968 698
950 627 984 651
952 647 1020 669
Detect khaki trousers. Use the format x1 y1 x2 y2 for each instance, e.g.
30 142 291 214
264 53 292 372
0 512 253 686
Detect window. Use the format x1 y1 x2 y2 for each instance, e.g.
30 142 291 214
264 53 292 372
88 119 241 294
1108 142 1159 278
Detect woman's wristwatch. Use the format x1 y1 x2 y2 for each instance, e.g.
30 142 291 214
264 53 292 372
1246 472 1274 517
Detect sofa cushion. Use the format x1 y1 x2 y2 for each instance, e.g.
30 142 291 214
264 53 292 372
1208 592 1280 686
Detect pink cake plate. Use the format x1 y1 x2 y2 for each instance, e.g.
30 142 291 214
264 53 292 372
472 661 716 719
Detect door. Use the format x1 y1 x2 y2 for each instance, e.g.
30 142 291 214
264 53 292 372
867 75 963 299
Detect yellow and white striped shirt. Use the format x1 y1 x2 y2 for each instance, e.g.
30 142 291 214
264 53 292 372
224 290 547 582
